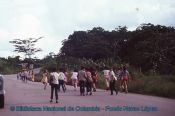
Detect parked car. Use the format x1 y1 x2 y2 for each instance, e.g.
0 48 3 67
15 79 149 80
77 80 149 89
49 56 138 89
0 74 5 108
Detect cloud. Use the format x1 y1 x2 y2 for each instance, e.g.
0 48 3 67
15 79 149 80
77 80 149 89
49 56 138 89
0 0 175 59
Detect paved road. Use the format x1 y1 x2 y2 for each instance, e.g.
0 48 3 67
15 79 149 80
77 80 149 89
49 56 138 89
0 74 175 116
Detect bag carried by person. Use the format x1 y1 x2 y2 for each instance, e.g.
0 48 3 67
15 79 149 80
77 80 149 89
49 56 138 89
49 75 54 86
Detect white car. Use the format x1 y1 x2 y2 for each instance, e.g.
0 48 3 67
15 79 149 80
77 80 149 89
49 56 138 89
0 75 5 108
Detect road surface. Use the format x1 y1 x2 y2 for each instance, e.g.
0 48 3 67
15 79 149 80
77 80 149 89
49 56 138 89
0 74 175 116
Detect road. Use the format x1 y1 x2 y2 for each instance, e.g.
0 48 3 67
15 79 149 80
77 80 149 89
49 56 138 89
0 74 175 116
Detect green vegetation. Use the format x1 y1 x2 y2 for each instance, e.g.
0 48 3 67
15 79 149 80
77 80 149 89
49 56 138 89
45 23 175 98
0 56 20 74
9 37 43 59
128 74 175 98
60 23 175 74
0 56 42 74
1 23 175 98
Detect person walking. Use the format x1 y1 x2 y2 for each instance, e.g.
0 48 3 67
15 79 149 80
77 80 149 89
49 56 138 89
24 69 28 83
115 67 124 92
49 67 60 103
86 68 93 95
31 70 35 82
78 66 87 96
58 68 66 92
21 69 25 82
17 71 21 80
121 66 130 93
103 67 110 90
90 67 98 92
109 67 118 95
71 69 78 91
41 69 48 90
63 68 68 91
21 69 28 83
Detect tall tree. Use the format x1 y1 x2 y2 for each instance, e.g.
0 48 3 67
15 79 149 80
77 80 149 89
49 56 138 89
9 37 43 59
59 24 175 74
126 24 175 73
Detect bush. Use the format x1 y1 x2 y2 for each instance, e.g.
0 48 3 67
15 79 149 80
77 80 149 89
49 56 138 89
128 74 175 98
96 72 106 89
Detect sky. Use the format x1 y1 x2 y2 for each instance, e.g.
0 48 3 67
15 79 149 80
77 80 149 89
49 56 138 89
0 0 175 59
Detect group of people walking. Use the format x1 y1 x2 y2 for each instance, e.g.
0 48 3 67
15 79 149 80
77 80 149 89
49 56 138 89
41 68 68 103
103 66 130 95
39 65 130 103
17 69 35 83
77 66 98 96
17 65 130 103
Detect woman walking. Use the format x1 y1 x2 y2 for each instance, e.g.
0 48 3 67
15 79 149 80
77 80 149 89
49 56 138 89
103 67 110 90
41 69 49 90
90 68 98 92
71 69 78 91
121 66 130 93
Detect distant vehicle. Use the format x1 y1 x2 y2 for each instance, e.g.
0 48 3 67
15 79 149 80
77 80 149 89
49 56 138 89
0 75 5 108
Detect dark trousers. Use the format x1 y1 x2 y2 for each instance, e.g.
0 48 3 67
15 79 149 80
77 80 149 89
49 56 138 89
110 80 118 95
58 80 65 92
79 80 85 95
21 76 27 82
86 81 92 93
51 84 58 100
21 76 25 81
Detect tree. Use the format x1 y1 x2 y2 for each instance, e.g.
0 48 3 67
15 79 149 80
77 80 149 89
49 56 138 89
9 37 43 59
126 24 175 74
60 24 175 74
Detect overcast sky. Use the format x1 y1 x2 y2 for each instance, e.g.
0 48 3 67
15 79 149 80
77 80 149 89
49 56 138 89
0 0 175 59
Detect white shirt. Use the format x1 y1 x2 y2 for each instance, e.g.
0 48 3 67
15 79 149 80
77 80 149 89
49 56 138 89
103 70 110 78
109 70 117 81
71 72 78 80
21 71 28 77
50 72 59 84
58 72 66 80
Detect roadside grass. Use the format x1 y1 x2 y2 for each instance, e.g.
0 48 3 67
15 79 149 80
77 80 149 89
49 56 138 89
0 67 20 74
32 70 175 99
128 74 175 99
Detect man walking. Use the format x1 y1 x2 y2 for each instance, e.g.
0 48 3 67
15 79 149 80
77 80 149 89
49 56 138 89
50 67 60 103
78 66 87 96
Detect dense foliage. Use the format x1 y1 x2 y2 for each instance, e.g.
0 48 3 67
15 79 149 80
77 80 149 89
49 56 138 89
0 56 42 74
60 23 175 74
0 56 20 74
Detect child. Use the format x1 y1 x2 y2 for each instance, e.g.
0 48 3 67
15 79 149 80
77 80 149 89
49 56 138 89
41 69 49 90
